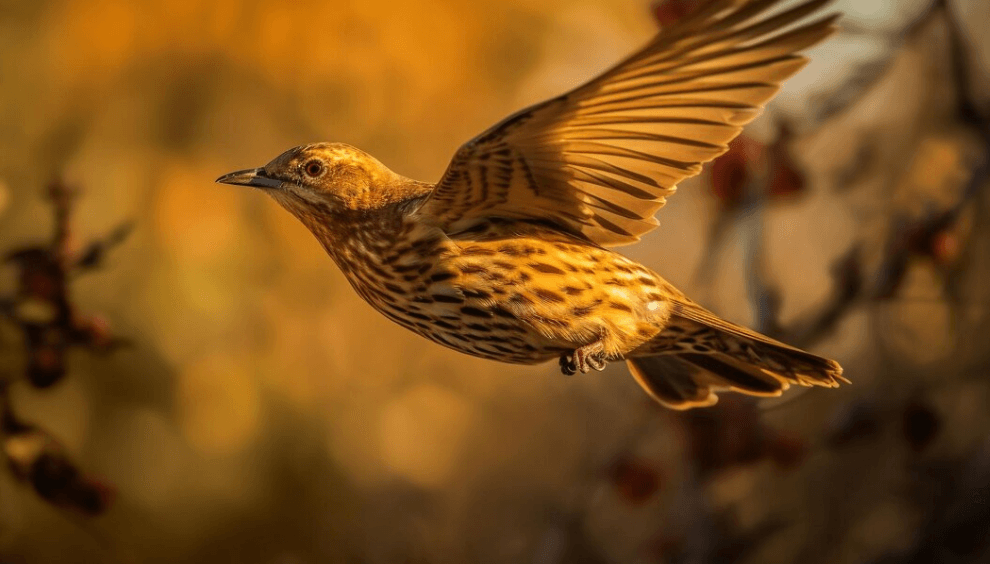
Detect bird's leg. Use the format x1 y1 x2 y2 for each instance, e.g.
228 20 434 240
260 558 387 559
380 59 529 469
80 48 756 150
560 340 607 375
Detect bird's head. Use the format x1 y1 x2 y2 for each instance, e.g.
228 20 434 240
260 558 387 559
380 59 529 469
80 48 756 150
217 143 415 220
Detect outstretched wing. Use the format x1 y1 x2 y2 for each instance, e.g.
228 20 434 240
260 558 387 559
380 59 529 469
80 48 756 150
416 0 837 246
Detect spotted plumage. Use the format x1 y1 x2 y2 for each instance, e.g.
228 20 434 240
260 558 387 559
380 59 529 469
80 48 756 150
218 0 846 409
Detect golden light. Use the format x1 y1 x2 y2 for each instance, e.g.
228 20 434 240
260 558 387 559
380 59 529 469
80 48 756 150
379 383 479 488
176 352 262 457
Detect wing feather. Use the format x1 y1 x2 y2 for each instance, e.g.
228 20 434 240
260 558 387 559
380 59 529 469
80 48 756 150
417 0 838 245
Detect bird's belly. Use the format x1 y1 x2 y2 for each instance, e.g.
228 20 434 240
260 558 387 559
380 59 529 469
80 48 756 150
390 241 673 363
371 288 566 365
349 228 674 365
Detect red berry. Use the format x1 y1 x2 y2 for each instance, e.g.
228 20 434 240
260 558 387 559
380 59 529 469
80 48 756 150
611 456 662 504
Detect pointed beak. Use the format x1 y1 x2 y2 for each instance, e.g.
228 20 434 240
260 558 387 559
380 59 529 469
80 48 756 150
215 168 284 189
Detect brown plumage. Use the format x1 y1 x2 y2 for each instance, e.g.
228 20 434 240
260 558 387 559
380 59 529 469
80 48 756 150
217 0 846 409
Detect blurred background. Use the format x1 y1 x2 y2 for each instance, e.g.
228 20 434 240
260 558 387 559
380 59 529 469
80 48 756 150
1 0 989 562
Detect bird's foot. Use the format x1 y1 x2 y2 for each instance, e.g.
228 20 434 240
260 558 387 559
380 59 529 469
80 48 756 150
560 341 607 375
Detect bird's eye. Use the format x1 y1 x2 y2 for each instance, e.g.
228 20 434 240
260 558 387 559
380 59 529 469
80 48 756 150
304 160 324 178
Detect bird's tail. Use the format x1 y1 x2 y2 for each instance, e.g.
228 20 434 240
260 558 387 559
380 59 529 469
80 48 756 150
626 303 846 410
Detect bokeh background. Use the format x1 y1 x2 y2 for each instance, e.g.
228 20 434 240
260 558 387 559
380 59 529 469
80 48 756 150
1 0 989 563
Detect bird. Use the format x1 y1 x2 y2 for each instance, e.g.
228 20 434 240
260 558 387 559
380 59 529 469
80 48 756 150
217 0 847 409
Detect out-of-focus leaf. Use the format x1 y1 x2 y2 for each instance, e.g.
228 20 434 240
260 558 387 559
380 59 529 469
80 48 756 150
74 221 134 270
2 412 114 516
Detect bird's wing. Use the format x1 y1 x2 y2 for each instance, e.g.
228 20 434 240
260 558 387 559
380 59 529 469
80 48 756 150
416 0 837 246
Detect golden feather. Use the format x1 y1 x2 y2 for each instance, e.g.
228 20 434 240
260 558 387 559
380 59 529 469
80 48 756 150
416 0 838 246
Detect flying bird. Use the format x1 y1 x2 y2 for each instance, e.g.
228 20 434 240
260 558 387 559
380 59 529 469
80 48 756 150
218 0 846 409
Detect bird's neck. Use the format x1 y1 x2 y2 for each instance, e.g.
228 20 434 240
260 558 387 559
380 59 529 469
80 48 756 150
325 205 406 256
306 196 448 290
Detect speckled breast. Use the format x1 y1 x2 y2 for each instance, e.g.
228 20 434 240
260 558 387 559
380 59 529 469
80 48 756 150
335 218 673 365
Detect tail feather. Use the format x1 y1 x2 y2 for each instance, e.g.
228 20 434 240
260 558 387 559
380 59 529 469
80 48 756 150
628 356 719 410
628 353 798 410
627 304 846 409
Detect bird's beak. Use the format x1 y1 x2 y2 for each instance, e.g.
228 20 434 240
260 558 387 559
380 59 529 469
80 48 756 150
215 168 284 189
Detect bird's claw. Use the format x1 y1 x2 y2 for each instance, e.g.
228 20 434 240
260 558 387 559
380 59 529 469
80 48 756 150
585 354 607 372
559 342 607 375
560 354 577 375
